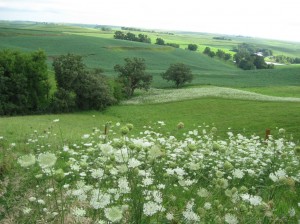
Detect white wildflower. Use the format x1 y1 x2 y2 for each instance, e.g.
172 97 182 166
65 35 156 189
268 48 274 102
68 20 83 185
82 134 90 139
232 169 244 179
91 168 104 179
225 213 239 224
37 199 45 205
289 208 296 217
249 195 262 206
157 184 165 189
197 188 209 197
72 207 86 217
152 190 163 204
104 206 123 223
128 158 142 168
37 152 57 169
23 207 32 214
143 177 153 186
182 210 200 222
100 143 113 156
241 194 262 206
143 201 163 216
118 177 130 193
166 212 174 220
269 169 287 182
173 167 186 176
29 197 36 202
204 202 212 210
18 154 36 168
90 189 111 209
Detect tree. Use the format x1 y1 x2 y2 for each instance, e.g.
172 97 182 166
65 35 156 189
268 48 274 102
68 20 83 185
52 53 85 91
0 49 49 115
125 32 137 41
52 53 115 112
138 34 151 43
216 49 226 59
188 44 198 51
155 38 165 45
203 47 215 57
73 69 115 110
253 55 268 69
114 31 125 39
224 53 232 61
161 63 193 88
114 58 152 97
203 47 211 55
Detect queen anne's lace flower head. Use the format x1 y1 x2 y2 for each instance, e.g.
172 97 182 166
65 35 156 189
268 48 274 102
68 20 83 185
38 152 57 169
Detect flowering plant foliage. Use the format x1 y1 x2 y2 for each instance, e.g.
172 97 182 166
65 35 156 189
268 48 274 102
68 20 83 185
2 122 300 223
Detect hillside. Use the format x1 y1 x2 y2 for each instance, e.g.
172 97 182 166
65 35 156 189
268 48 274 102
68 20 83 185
1 21 300 88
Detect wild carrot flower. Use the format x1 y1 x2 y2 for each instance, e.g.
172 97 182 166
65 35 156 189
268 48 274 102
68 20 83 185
225 213 238 224
104 206 123 223
143 201 163 216
72 207 86 217
128 158 142 168
166 212 174 220
38 152 57 169
232 169 244 179
18 154 36 168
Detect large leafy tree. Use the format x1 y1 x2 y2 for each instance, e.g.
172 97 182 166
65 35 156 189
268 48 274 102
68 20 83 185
52 53 85 91
52 54 115 112
188 44 198 51
114 58 152 97
73 69 115 110
0 49 49 115
155 38 165 45
161 63 193 88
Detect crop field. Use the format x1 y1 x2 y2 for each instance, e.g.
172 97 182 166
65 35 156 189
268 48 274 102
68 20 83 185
0 21 300 223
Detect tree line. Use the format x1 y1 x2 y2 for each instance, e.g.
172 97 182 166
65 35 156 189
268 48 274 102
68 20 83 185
155 38 180 48
203 47 232 61
114 31 151 43
273 55 300 64
0 49 194 115
203 44 274 70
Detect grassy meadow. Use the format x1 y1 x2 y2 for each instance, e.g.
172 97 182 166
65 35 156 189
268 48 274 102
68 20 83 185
1 21 300 223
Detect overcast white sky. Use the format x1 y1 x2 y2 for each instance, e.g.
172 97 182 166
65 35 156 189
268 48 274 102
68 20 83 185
0 0 299 42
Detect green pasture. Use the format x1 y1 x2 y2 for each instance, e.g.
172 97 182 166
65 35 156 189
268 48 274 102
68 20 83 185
0 21 300 144
1 22 300 89
1 97 300 148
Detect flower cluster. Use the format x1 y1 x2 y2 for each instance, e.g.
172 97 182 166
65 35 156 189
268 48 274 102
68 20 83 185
11 122 300 223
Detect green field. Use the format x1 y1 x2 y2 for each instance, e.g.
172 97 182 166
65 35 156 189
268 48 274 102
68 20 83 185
1 21 300 88
1 21 300 224
0 21 300 142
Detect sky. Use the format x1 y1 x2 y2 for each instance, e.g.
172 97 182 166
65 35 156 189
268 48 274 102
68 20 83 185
0 0 299 42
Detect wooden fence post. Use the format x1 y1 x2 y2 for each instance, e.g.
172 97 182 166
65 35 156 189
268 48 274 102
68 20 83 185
265 128 271 141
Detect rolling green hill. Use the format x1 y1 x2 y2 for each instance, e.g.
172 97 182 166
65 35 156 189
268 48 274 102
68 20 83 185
0 21 300 142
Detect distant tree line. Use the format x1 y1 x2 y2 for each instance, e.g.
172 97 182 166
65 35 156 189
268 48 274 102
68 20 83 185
95 25 112 31
114 31 151 43
121 27 143 32
231 43 274 70
1 49 194 115
203 47 232 61
121 27 174 35
234 51 274 70
232 43 273 57
273 55 300 64
155 38 180 48
213 36 232 41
